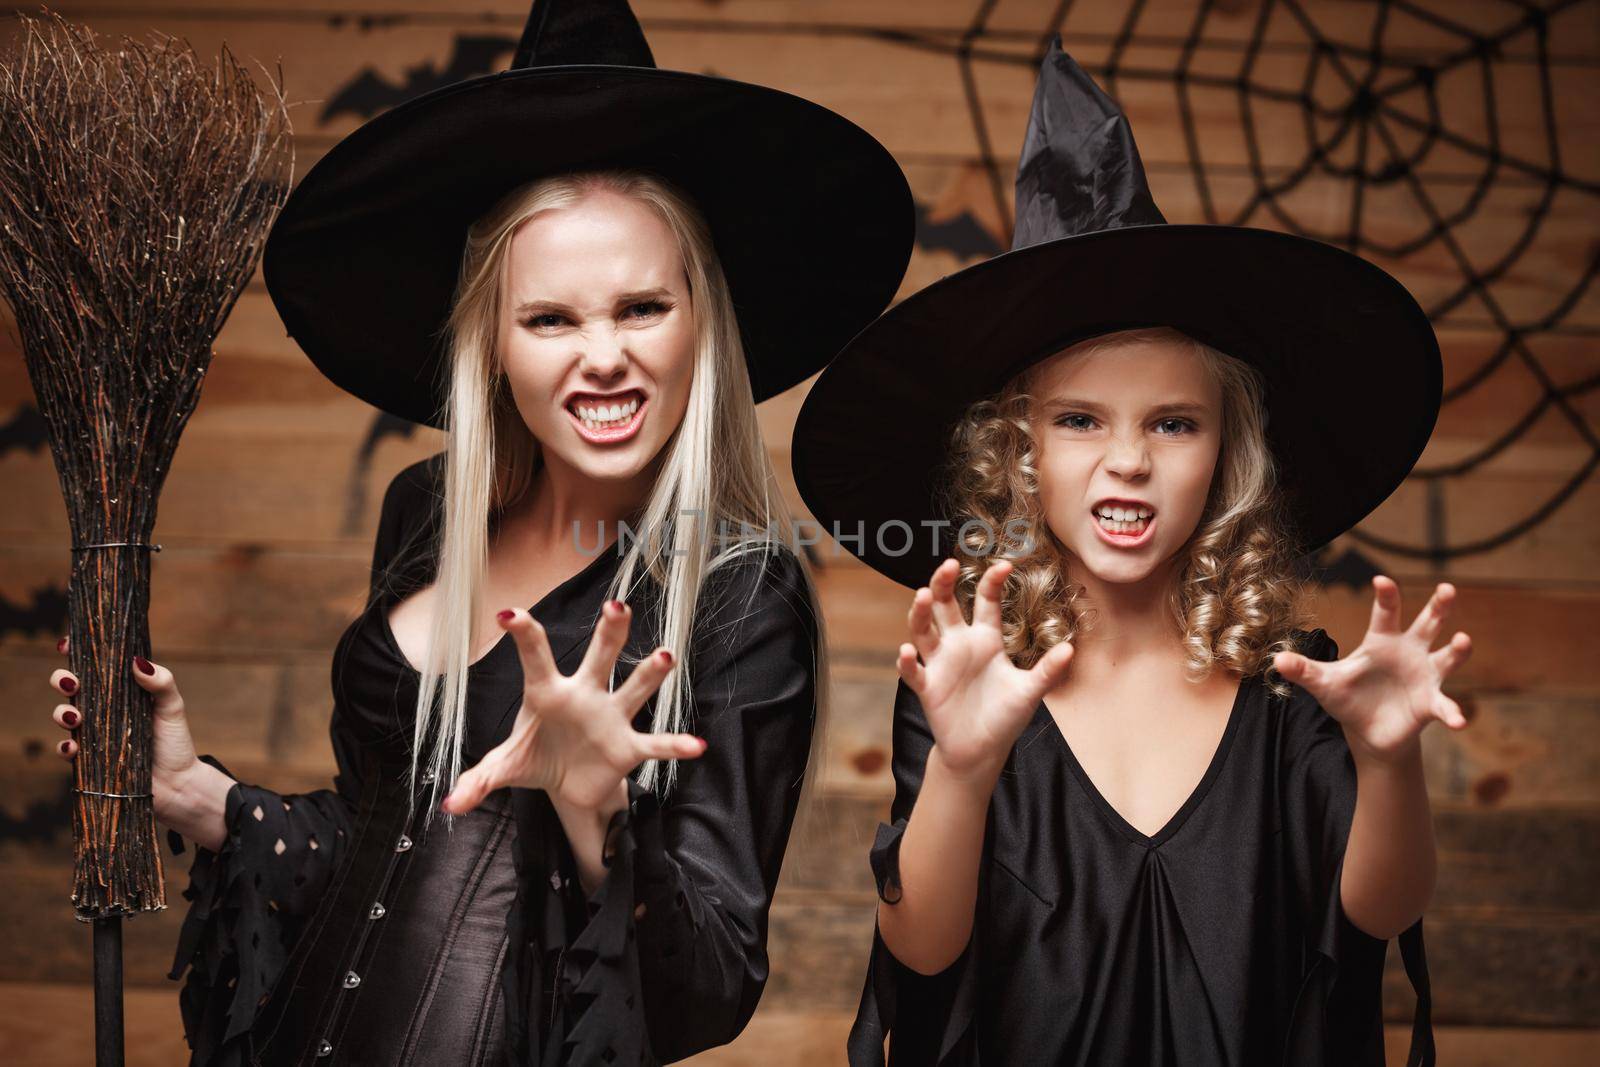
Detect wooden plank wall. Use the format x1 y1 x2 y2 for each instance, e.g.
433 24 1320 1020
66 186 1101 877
2 1 1597 1063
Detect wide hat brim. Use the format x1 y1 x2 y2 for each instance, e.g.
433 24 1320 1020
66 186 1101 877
793 223 1442 590
264 66 914 426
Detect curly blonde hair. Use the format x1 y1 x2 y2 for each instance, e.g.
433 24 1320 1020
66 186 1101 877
943 326 1312 696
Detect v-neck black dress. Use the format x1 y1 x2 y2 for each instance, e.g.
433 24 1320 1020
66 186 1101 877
164 452 821 1065
847 630 1434 1067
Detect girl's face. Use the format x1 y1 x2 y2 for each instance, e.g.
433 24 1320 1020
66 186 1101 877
1031 336 1223 590
499 188 696 486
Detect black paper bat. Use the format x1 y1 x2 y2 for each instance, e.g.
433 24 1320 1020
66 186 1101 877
319 34 518 125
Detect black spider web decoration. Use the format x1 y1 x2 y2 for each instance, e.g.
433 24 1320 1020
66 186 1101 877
931 0 1600 566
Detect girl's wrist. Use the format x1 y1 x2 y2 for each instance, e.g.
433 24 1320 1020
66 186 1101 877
927 743 1005 798
1344 725 1425 773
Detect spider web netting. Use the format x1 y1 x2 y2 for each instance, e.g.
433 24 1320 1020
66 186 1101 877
899 0 1597 572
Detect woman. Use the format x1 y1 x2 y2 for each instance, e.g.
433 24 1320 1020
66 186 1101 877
48 2 913 1064
791 40 1449 1066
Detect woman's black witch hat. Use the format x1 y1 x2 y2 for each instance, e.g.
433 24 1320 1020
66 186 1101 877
792 37 1440 590
263 0 914 427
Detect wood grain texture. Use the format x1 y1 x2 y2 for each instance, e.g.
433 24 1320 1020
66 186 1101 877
2 0 1596 1057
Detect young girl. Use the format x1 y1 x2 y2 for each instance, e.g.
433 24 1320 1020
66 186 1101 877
792 40 1450 1067
46 2 912 1064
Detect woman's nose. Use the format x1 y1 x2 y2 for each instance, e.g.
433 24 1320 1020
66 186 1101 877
577 333 629 379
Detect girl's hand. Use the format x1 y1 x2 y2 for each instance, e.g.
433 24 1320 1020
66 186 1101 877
442 599 707 815
901 558 1076 782
1273 575 1473 764
48 634 206 823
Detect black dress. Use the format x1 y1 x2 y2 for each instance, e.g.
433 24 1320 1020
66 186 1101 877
164 451 821 1066
847 629 1434 1067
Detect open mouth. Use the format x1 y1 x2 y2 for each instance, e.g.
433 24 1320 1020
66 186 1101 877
566 389 646 443
1091 499 1156 546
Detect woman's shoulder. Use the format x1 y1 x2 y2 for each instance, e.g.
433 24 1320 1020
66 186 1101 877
693 540 819 642
369 451 447 593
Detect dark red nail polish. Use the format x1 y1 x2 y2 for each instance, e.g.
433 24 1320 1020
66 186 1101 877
60 676 76 693
134 656 154 676
607 599 624 613
658 649 673 665
59 740 71 753
56 636 67 654
497 609 515 622
63 710 80 727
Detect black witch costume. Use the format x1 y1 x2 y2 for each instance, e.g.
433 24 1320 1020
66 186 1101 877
791 39 1438 1067
162 2 913 1064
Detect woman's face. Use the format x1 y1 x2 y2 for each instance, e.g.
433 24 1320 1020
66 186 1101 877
498 188 696 487
1031 335 1223 590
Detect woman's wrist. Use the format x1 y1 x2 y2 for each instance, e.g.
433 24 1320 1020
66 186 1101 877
159 760 235 852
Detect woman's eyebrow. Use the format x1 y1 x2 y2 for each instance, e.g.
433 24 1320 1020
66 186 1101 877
512 287 675 316
614 287 675 304
513 296 574 316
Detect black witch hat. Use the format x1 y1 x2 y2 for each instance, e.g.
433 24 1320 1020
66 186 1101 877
792 37 1441 590
262 0 914 427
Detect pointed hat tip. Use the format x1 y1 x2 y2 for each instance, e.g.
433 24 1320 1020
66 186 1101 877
511 0 655 71
1010 33 1166 249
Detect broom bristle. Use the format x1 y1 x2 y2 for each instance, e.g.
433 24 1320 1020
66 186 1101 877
0 6 293 917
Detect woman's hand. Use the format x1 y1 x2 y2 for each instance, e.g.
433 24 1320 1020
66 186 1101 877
442 598 707 816
1273 575 1473 765
900 558 1076 783
48 634 227 840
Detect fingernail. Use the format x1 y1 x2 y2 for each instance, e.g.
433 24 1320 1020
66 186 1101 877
658 649 674 665
608 599 624 613
56 636 67 654
58 740 71 754
497 609 515 622
134 656 154 676
695 736 708 749
60 676 76 693
63 710 80 727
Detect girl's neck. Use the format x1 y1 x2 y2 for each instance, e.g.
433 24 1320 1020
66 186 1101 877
1065 560 1185 681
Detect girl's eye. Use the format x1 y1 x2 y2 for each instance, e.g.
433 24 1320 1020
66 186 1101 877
1054 413 1096 431
524 313 567 329
1155 417 1196 435
623 300 668 320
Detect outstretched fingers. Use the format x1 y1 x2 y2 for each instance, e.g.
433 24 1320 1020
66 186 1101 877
971 558 1012 632
1024 638 1075 702
442 755 501 816
1367 574 1404 636
897 642 928 695
1274 650 1332 700
633 730 707 764
1435 693 1470 730
927 558 964 631
1431 631 1473 678
577 599 632 687
906 587 940 660
614 648 677 714
501 609 560 688
1408 582 1456 645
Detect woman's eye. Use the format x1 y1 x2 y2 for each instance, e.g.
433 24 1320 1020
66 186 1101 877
524 313 566 329
1054 414 1096 431
623 300 667 319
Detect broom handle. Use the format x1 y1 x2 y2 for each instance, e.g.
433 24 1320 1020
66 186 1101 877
93 917 125 1066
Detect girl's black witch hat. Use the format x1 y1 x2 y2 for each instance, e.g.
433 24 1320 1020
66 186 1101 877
263 0 914 427
792 37 1441 590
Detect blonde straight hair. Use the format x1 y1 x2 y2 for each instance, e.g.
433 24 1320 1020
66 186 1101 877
406 169 831 828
